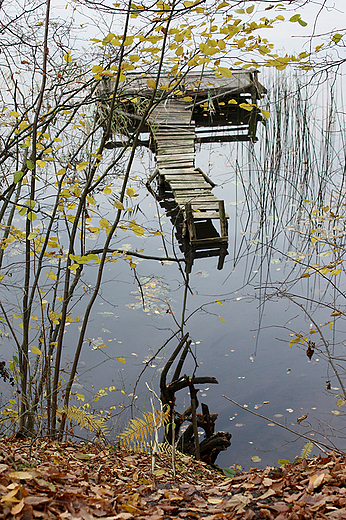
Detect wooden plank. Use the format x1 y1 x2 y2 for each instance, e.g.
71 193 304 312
161 169 198 175
193 211 229 220
157 153 195 161
173 188 213 195
191 236 228 245
189 202 221 209
169 182 211 189
175 196 218 203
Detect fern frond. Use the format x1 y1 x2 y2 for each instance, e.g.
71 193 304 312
300 441 313 459
118 408 169 450
57 405 107 434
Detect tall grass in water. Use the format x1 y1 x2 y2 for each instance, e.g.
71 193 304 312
226 72 346 287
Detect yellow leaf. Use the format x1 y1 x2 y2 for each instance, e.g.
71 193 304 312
126 187 136 197
57 168 66 176
114 200 124 210
36 160 46 168
289 336 308 348
86 195 96 205
246 5 254 14
336 399 346 407
92 65 104 73
215 299 223 305
45 269 57 281
239 103 254 111
300 273 310 278
146 79 156 89
153 469 165 476
228 99 238 104
260 109 270 119
251 455 261 463
218 67 232 78
31 345 42 355
116 357 126 363
219 316 225 321
100 218 109 229
104 187 112 194
76 161 89 171
64 51 72 63
130 54 140 62
330 268 342 276
10 111 20 118
27 211 37 221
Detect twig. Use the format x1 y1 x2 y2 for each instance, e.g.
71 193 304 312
223 395 342 455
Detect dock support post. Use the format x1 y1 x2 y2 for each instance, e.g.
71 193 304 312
219 200 228 238
185 202 197 242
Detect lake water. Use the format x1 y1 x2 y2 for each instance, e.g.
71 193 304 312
2 74 346 471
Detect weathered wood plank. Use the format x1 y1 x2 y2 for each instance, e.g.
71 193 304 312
191 236 228 245
193 211 229 220
169 183 211 189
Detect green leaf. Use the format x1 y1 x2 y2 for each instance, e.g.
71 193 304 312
26 159 35 170
289 14 301 22
222 467 236 478
14 171 24 183
298 19 307 27
332 33 343 44
278 459 290 466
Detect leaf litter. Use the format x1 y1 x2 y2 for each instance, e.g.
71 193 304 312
2 438 346 519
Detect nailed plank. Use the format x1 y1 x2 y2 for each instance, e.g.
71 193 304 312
169 183 211 189
163 174 205 180
191 236 228 244
157 153 195 161
193 211 229 220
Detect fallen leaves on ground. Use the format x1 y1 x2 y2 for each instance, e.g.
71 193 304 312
1 438 346 519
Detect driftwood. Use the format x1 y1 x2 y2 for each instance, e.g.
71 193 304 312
160 333 231 464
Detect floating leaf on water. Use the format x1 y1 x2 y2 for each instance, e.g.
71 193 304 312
251 455 261 463
194 270 209 278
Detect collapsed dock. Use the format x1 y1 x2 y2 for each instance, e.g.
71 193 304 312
101 70 266 271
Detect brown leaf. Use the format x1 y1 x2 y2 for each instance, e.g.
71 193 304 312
224 494 251 512
25 496 51 506
307 473 324 493
11 498 25 515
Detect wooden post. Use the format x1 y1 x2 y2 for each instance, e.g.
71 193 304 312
218 200 227 238
185 202 197 242
217 247 227 270
189 382 200 460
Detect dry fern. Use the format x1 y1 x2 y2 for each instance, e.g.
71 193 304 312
300 441 313 460
57 405 107 434
118 408 170 450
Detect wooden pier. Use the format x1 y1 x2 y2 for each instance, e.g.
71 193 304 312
146 99 229 272
100 70 266 271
